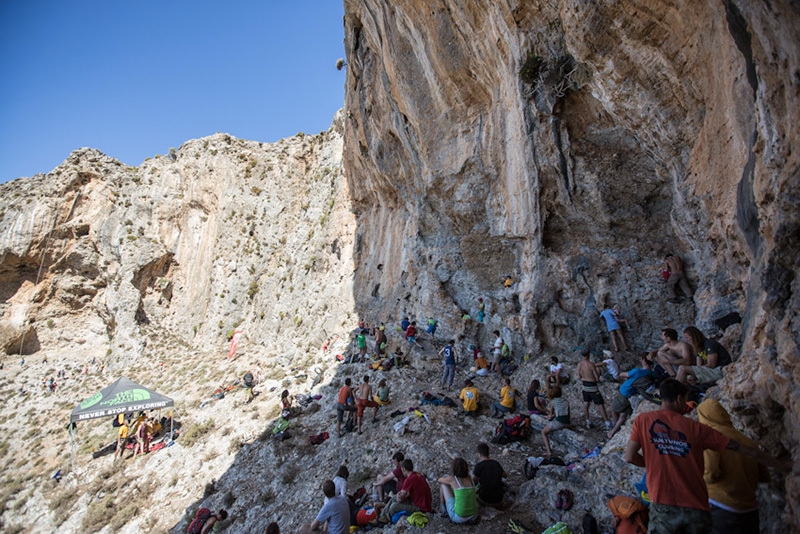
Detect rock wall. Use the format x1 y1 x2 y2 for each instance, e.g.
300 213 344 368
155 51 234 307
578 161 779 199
342 0 799 527
0 114 357 376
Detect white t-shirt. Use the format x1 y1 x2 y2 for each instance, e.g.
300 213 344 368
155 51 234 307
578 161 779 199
550 363 563 374
603 359 619 379
493 336 503 355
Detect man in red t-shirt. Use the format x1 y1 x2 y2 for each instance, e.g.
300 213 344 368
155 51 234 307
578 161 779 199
335 378 357 437
625 379 787 532
377 459 431 523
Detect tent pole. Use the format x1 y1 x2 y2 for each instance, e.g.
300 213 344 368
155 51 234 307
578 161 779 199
69 424 76 476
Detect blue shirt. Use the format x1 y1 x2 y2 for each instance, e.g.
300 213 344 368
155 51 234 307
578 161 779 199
443 345 456 365
600 309 620 331
619 368 654 397
315 495 350 534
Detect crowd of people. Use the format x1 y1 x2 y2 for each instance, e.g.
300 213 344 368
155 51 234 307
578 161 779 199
199 255 789 533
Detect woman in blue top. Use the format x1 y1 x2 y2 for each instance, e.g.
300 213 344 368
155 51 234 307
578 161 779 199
437 457 477 523
600 306 628 352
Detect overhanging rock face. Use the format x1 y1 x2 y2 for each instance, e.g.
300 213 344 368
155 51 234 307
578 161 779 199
341 0 799 528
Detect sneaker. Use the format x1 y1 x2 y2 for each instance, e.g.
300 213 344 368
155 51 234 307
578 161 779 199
604 420 612 430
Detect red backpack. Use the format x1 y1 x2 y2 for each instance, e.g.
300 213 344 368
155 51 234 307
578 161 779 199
607 496 648 534
187 507 212 534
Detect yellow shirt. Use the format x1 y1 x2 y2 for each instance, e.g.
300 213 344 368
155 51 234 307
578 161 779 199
460 387 479 412
118 424 129 440
500 386 515 409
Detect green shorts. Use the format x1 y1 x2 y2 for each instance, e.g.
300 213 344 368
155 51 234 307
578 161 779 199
611 393 632 415
649 502 711 534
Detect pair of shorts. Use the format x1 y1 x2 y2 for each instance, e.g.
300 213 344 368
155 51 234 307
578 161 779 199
336 403 356 422
582 390 605 405
611 393 632 415
446 497 477 523
649 502 712 533
357 398 379 417
692 365 724 384
546 420 567 431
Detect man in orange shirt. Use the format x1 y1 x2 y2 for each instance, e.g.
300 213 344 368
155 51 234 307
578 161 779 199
335 378 357 437
625 379 786 532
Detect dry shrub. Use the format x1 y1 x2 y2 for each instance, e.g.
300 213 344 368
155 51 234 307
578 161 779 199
82 495 116 533
109 502 139 530
181 419 215 447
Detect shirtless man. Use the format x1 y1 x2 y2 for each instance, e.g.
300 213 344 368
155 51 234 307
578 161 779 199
664 254 693 301
654 328 694 377
356 375 380 434
576 349 611 429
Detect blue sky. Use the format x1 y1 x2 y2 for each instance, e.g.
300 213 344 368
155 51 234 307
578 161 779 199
0 2 346 184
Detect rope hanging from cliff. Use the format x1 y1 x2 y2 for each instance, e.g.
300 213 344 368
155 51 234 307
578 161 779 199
17 189 82 356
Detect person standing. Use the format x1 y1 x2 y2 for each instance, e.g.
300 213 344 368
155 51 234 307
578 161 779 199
624 379 786 533
439 340 458 390
697 399 771 534
576 349 611 429
336 378 357 437
114 418 130 460
476 298 485 323
356 375 380 434
491 331 504 373
664 253 693 302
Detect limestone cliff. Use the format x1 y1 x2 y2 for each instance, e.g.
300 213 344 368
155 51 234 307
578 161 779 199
342 0 799 527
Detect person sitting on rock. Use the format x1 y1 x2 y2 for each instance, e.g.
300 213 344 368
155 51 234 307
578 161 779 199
437 457 477 523
546 356 570 388
542 385 570 457
526 379 547 415
373 451 405 501
472 443 506 508
490 378 516 418
459 379 479 416
676 326 732 385
654 327 694 377
376 459 432 523
474 351 490 376
300 480 350 534
373 379 391 406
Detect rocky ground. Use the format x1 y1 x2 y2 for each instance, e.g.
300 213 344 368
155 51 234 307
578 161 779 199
0 317 664 534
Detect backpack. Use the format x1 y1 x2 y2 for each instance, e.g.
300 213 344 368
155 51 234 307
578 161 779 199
491 415 532 444
608 496 648 534
582 511 599 534
243 372 254 387
187 507 213 534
